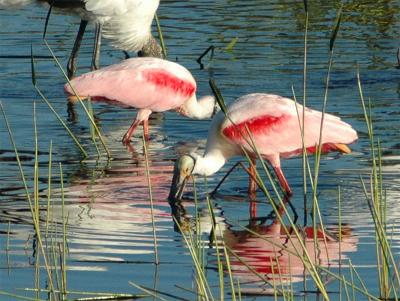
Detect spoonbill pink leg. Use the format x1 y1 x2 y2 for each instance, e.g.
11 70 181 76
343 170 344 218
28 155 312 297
273 166 292 196
122 109 152 144
249 199 257 219
123 120 141 144
248 159 258 196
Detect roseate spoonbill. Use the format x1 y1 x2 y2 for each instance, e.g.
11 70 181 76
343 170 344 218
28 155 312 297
64 57 218 144
42 0 162 77
168 93 358 200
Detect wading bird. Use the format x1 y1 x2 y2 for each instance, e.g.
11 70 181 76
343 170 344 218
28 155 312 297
64 57 218 144
42 0 162 78
168 93 358 200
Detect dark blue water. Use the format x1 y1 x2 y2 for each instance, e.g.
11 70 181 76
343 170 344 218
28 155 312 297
1 0 400 300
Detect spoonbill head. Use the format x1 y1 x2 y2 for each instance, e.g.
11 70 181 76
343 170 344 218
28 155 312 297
65 57 218 143
169 93 358 201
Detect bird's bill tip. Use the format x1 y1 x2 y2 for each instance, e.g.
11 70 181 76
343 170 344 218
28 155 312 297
168 171 188 202
168 155 195 202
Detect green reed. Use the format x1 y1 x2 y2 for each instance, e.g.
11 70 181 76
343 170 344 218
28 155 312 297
357 69 400 300
42 40 111 158
0 102 57 300
155 13 168 59
142 135 160 265
30 48 88 159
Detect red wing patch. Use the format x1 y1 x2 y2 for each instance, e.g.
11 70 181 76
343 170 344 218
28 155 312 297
222 115 288 141
143 70 196 97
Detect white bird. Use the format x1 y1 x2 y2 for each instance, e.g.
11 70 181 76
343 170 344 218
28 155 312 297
169 93 358 200
36 0 163 78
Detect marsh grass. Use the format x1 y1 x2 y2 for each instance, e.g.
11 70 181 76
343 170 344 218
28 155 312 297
155 13 168 59
42 39 111 158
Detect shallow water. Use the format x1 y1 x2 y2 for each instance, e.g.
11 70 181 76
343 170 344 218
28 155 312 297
1 0 400 300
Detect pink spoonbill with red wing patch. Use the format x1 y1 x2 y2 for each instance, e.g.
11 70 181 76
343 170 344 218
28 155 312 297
169 93 358 200
64 57 218 144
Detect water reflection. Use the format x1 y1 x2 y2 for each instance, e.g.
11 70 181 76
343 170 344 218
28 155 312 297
170 198 358 295
1 0 399 299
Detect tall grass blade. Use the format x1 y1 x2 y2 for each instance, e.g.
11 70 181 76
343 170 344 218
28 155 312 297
42 3 52 39
30 45 36 86
0 290 46 301
0 102 57 299
128 282 166 301
142 136 159 265
42 39 111 158
30 48 88 158
45 140 53 237
301 5 309 225
209 79 227 113
155 13 167 59
329 5 343 51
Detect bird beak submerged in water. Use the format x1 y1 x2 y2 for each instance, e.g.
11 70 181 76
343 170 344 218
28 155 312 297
168 155 196 201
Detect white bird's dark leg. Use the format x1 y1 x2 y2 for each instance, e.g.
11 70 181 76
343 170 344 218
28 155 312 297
67 19 88 79
91 23 102 71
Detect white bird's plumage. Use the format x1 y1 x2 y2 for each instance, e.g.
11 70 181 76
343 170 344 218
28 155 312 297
0 0 160 53
84 0 160 51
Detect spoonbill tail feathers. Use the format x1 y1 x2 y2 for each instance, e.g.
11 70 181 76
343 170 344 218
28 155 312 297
169 93 358 200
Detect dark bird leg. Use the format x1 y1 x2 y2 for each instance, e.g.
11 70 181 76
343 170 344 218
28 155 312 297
123 51 131 59
397 47 400 69
67 19 88 79
91 23 102 71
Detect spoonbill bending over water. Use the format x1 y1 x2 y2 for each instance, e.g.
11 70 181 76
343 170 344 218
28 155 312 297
64 57 218 144
42 0 162 77
168 93 358 200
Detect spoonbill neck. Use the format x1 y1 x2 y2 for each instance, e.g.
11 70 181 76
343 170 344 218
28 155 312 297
181 95 216 119
192 150 227 177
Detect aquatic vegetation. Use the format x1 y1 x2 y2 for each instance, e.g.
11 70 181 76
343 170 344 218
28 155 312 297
1 0 400 300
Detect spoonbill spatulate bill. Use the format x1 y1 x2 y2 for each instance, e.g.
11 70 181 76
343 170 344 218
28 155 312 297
41 0 162 77
64 57 218 144
168 93 358 200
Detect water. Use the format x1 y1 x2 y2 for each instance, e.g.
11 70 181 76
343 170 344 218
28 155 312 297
0 0 400 300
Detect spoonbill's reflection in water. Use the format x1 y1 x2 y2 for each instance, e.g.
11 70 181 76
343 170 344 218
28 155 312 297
169 198 358 296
